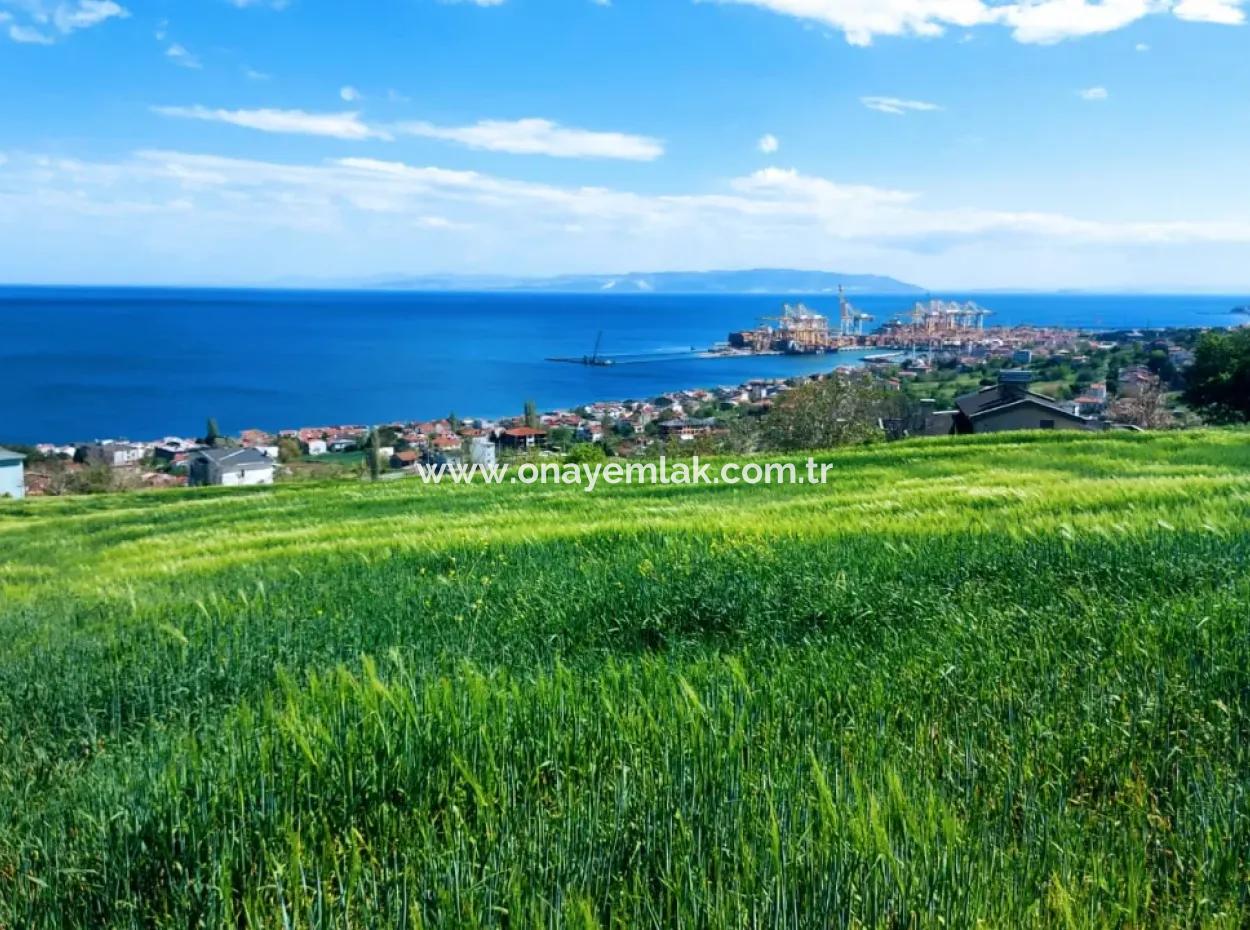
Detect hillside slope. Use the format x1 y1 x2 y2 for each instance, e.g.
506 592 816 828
1 431 1248 928
375 268 924 294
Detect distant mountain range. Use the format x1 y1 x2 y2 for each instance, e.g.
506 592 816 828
370 269 925 295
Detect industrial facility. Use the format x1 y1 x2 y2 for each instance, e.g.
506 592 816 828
877 298 995 346
726 287 871 354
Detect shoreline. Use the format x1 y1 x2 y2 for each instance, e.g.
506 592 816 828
2 291 1242 445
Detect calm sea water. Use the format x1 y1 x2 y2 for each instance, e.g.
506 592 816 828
0 287 1242 443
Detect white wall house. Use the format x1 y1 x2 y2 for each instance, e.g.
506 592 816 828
0 448 25 500
469 436 497 466
188 448 276 487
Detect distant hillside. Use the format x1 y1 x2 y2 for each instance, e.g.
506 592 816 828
375 268 924 295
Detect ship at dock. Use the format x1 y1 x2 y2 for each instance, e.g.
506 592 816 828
725 287 872 355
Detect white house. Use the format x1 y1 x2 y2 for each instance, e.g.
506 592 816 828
0 448 25 500
188 447 276 487
469 436 497 466
303 439 328 456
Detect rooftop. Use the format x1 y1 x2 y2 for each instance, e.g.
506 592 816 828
192 447 273 469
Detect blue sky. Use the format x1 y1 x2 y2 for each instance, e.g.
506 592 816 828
2 0 1249 290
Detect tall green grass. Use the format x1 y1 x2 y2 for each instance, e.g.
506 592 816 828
0 431 1248 928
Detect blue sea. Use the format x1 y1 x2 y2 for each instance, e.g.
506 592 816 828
0 287 1242 444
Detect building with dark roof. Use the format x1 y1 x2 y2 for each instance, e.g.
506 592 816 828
924 371 1103 436
188 447 276 487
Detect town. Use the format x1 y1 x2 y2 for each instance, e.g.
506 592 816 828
0 320 1235 499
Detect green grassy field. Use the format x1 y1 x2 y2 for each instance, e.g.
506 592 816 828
1 430 1248 928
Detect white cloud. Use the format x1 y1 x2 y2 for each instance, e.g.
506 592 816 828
1135 40 1151 48
154 105 391 140
243 66 270 80
6 149 1250 285
757 133 780 153
711 0 997 45
149 106 660 159
708 0 1247 45
1173 0 1245 23
53 0 126 32
9 22 53 41
861 95 943 115
1078 85 1109 100
999 0 1157 44
2 0 127 43
394 117 665 160
165 43 201 68
340 85 361 102
12 148 1248 248
416 215 470 229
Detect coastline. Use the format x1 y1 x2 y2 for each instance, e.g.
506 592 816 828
0 288 1243 444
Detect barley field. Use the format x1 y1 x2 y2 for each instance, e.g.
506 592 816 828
1 430 1248 929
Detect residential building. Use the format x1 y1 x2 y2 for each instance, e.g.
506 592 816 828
0 447 25 500
390 449 419 469
469 436 497 466
924 370 1103 435
153 438 204 464
1118 366 1160 398
85 442 146 467
188 447 276 487
431 434 464 454
499 427 547 451
658 417 719 441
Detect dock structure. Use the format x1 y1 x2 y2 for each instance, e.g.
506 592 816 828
727 288 863 355
901 299 993 339
548 330 617 366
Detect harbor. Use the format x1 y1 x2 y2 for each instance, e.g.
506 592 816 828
714 293 1092 362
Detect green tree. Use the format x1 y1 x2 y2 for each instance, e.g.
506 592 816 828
760 376 888 452
547 426 574 452
67 464 115 495
1147 349 1178 386
566 442 607 465
1184 329 1250 423
204 418 221 448
277 436 303 463
364 428 383 480
523 400 539 429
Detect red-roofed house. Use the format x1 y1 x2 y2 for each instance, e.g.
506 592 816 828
499 427 547 451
